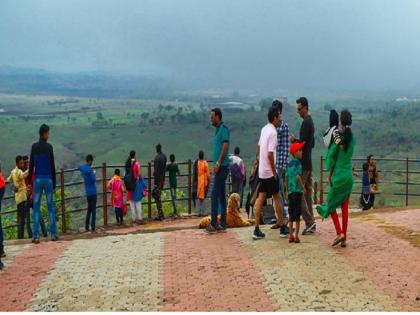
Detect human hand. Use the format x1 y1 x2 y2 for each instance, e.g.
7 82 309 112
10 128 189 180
213 164 220 174
289 134 296 142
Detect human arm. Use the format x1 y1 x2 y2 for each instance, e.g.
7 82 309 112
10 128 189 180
297 175 307 195
50 145 56 190
214 142 228 174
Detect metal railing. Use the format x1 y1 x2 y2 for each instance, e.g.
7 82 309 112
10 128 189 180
320 157 420 206
1 159 229 236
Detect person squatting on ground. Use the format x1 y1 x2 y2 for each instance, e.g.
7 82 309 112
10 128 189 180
79 154 97 232
207 108 230 234
29 124 58 243
252 106 285 240
316 110 355 248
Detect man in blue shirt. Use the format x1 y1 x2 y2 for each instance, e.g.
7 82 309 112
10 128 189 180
207 108 230 233
271 100 290 237
79 154 97 232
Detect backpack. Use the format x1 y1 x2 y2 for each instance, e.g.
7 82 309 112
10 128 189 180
230 163 244 181
124 162 137 192
260 204 277 225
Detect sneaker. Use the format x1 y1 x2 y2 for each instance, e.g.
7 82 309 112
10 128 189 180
289 235 295 243
216 225 227 233
252 227 265 240
51 235 58 242
270 223 281 229
206 225 217 234
302 222 316 235
32 238 40 244
0 251 5 258
294 236 301 243
279 225 288 238
0 260 4 270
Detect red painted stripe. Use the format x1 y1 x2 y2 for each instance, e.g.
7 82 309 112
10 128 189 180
162 230 277 311
0 241 71 311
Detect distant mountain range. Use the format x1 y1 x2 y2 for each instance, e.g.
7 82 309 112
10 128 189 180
0 65 171 98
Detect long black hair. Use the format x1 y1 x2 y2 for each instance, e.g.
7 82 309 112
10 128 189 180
340 109 353 152
125 150 136 170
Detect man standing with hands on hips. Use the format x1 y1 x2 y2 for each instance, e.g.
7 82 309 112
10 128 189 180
207 108 230 234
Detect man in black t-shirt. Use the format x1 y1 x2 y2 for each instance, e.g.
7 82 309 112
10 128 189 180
290 97 316 235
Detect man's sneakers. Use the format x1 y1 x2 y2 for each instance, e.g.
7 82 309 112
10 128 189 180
51 235 59 242
279 224 289 238
302 222 316 235
216 225 227 233
32 238 40 244
206 225 217 234
253 226 266 240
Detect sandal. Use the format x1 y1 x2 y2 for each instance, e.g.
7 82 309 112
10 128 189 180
340 240 347 248
332 235 345 247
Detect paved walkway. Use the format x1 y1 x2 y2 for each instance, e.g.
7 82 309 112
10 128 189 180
0 208 419 311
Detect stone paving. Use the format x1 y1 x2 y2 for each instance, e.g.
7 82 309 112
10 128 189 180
0 208 419 311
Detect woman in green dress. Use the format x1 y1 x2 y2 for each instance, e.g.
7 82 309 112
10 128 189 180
316 110 355 248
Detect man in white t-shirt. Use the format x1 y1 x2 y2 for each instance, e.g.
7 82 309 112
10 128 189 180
253 106 285 240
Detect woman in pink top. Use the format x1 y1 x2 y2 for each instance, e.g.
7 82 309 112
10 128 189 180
108 169 126 225
125 150 142 224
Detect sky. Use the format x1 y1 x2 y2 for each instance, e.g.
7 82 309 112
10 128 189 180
1 0 420 90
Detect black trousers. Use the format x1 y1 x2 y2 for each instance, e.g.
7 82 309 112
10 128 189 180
17 201 28 239
86 195 97 231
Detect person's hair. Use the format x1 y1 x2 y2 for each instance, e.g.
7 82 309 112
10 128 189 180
234 146 240 155
125 150 136 169
114 168 120 176
86 154 93 163
22 155 29 161
367 154 373 163
39 124 50 138
15 155 23 164
329 109 339 128
271 100 283 113
156 144 162 153
198 150 204 160
296 97 309 109
211 107 223 120
340 109 353 152
363 162 369 172
170 154 175 162
268 106 280 123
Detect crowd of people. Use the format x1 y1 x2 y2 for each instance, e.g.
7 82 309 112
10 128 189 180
0 97 378 270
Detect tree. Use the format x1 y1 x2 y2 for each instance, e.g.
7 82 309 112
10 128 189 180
96 112 104 120
259 97 272 109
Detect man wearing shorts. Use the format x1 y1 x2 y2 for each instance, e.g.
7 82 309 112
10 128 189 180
252 106 285 240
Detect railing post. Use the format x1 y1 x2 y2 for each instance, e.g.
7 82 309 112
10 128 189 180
188 159 192 214
406 157 409 207
320 156 324 204
60 168 66 233
148 162 152 220
102 162 108 226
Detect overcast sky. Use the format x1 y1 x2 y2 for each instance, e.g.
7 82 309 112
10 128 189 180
1 0 420 90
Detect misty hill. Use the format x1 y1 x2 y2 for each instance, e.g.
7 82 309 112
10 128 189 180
0 65 170 98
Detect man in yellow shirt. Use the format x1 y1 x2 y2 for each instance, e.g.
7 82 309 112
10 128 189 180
7 156 29 239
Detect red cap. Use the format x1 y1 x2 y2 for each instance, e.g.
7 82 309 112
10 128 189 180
290 141 305 156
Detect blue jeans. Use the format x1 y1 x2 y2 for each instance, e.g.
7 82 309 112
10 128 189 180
86 194 97 231
0 188 4 253
33 176 57 239
277 168 288 222
211 166 229 228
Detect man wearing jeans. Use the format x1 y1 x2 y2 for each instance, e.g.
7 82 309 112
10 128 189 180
290 97 316 235
0 167 6 262
207 107 230 234
29 124 58 243
79 154 97 232
271 100 290 237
